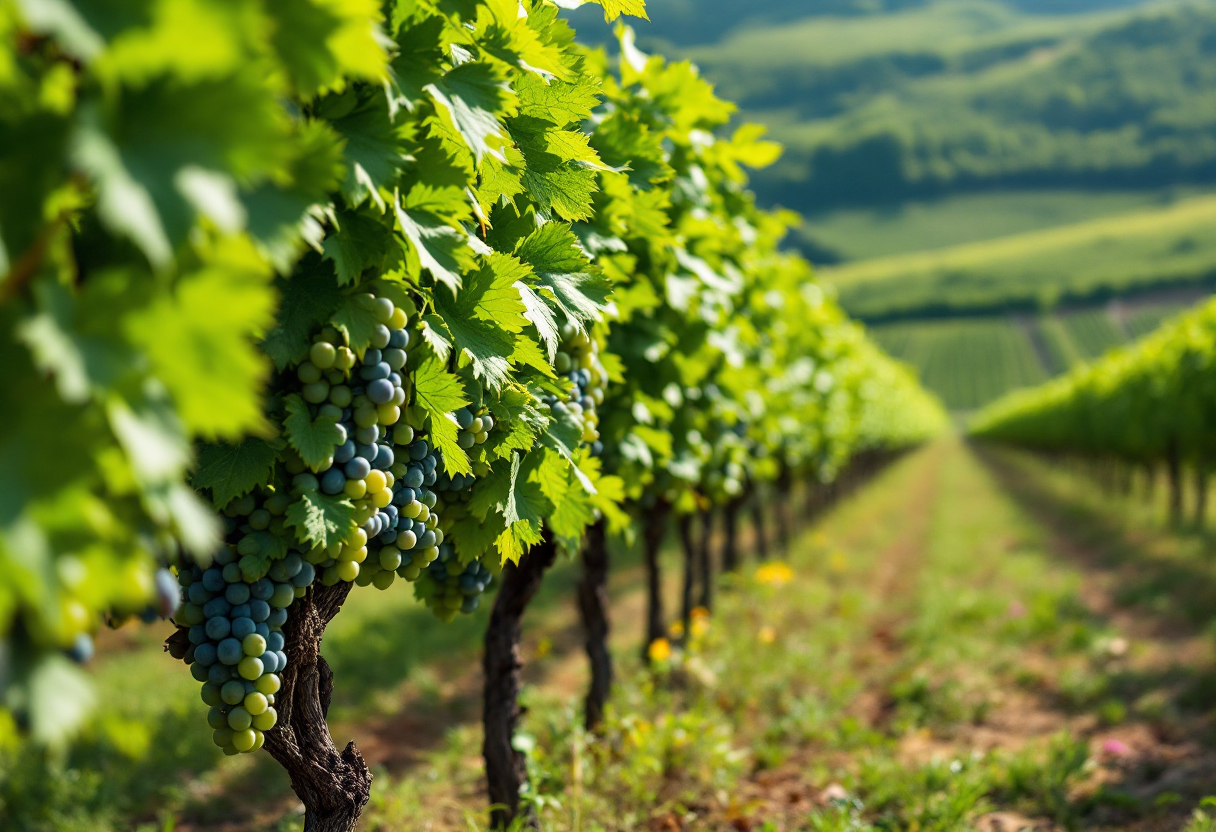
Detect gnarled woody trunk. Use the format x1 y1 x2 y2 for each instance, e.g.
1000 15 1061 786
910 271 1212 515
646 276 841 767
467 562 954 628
641 499 671 660
752 491 769 561
262 581 372 832
577 519 612 730
679 512 696 642
483 533 559 830
697 508 713 612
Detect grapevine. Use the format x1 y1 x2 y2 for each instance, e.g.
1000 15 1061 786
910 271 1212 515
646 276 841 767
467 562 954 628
0 1 948 831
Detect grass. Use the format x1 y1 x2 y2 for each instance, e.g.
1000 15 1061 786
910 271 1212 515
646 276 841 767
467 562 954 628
8 439 1216 831
823 194 1216 320
360 438 1216 830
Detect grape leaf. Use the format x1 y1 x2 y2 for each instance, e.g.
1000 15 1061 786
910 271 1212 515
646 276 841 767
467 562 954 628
331 293 382 356
262 255 344 370
516 223 612 327
448 511 502 562
322 209 391 286
393 193 474 293
193 437 278 508
413 356 471 475
285 490 357 550
432 256 529 390
553 0 648 22
265 0 387 99
26 656 95 747
331 92 402 209
425 61 514 163
239 531 289 581
126 261 277 441
516 73 601 127
282 394 343 471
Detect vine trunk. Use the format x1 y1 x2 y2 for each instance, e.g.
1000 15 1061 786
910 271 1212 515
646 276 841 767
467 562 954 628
263 581 371 832
578 519 612 730
484 533 559 829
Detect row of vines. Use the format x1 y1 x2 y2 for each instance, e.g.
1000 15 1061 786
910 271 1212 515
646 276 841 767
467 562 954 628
0 0 944 829
974 297 1216 524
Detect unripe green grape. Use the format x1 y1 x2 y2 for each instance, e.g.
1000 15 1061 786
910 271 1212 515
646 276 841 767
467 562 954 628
238 656 264 680
310 341 337 370
372 570 396 590
379 547 402 571
303 381 330 404
232 727 257 753
329 385 352 408
269 583 295 608
207 706 228 729
252 707 278 731
227 706 252 731
297 362 322 384
255 673 281 695
244 692 269 716
213 727 234 748
222 680 246 705
242 633 266 657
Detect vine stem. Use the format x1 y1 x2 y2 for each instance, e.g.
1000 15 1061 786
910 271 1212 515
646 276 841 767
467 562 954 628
263 581 372 832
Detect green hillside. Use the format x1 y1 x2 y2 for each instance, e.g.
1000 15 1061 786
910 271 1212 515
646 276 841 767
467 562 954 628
684 0 1216 212
824 194 1216 320
795 187 1200 262
569 0 1149 49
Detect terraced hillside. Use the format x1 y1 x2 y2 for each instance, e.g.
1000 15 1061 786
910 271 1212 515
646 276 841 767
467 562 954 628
869 294 1204 410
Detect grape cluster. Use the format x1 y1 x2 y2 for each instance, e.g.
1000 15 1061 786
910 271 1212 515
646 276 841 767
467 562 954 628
168 291 504 750
168 493 307 755
455 405 495 451
549 323 606 455
419 543 493 620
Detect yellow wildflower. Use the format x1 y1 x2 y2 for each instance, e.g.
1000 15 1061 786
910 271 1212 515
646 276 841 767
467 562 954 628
755 562 794 586
758 625 776 644
648 637 672 662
